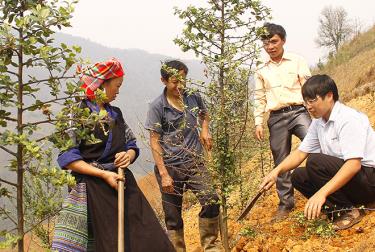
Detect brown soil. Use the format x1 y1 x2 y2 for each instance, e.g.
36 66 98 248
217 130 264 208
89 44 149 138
138 93 375 252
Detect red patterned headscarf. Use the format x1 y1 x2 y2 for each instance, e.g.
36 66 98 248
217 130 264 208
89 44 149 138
78 58 124 100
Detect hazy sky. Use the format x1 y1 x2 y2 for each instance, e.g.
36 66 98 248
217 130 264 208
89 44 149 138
64 0 375 66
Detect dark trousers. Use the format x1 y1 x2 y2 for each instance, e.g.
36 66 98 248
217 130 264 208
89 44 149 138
268 106 311 209
155 163 220 230
292 153 375 210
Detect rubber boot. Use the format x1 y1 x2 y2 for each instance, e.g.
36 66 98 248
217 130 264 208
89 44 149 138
167 229 186 252
199 216 223 251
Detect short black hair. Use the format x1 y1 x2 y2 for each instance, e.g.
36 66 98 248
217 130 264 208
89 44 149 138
160 60 188 80
302 74 339 101
261 23 286 41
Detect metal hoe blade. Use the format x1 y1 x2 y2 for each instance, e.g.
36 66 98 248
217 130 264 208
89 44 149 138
237 190 264 221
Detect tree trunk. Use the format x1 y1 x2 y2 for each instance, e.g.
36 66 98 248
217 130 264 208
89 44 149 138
220 195 229 252
17 24 24 252
17 146 24 252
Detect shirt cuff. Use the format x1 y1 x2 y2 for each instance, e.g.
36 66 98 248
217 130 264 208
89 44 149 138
144 125 163 135
254 116 264 126
125 140 140 163
57 148 83 168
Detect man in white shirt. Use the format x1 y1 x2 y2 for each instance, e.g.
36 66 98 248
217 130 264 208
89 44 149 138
254 23 312 219
260 74 375 230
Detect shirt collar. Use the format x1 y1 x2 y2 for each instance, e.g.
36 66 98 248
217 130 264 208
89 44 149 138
161 87 188 109
327 101 341 122
161 88 170 108
264 51 293 64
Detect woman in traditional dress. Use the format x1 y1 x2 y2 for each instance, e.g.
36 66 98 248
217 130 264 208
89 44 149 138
52 58 175 252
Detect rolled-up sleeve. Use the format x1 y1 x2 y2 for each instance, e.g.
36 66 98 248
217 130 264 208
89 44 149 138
57 147 83 168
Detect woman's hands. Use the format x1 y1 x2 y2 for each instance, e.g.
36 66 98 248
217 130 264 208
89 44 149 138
101 170 124 190
101 151 134 190
114 151 131 168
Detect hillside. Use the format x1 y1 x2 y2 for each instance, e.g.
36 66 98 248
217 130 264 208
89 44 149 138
137 25 375 251
315 25 375 101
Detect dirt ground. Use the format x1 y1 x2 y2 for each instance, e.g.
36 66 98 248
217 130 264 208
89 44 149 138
138 93 375 252
139 179 375 252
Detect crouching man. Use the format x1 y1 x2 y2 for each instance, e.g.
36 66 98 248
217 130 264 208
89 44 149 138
260 74 375 230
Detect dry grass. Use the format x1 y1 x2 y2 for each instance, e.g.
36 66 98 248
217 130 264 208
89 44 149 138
315 25 375 101
320 49 375 101
318 25 375 72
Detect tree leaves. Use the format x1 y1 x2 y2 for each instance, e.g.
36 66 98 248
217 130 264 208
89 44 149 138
0 0 90 249
175 1 270 250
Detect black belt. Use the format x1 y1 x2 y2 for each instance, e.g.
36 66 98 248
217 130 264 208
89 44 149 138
271 104 304 114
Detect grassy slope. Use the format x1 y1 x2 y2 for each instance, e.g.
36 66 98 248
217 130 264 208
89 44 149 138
315 25 375 101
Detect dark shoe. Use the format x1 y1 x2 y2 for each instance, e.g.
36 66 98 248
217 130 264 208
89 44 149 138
332 209 363 231
271 208 292 222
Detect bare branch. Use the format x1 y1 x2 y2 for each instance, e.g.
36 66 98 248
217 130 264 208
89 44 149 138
0 177 17 187
209 0 220 11
35 136 50 143
1 116 17 122
0 145 17 157
6 70 19 76
315 6 353 53
21 119 56 128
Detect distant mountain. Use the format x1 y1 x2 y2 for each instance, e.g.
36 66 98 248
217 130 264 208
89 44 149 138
0 33 206 179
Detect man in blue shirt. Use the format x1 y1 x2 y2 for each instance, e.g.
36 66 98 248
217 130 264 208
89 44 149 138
145 60 222 251
260 74 375 230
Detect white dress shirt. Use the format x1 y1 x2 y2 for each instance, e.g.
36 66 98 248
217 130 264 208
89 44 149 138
299 101 375 167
